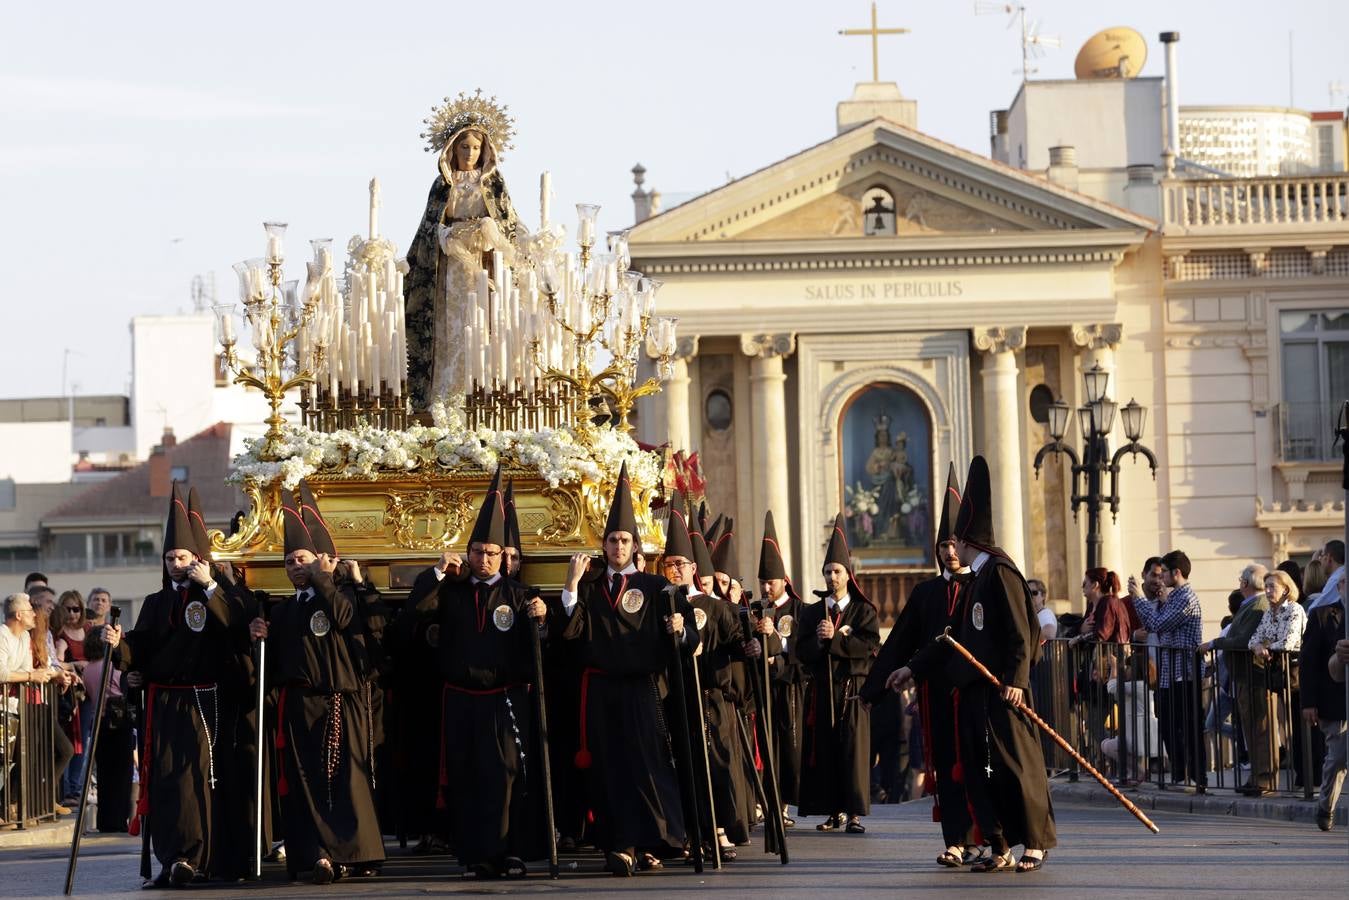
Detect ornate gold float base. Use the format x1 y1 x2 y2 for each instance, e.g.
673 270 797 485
209 469 663 594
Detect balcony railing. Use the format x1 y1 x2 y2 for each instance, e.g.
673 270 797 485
0 554 161 575
1274 400 1340 462
1163 175 1349 232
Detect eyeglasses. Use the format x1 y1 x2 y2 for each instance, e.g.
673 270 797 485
663 560 695 570
64 606 82 613
469 547 503 558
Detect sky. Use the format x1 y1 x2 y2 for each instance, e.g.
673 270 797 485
2 0 1345 401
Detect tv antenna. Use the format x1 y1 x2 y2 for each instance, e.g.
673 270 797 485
1331 80 1347 108
974 2 1060 80
190 273 216 313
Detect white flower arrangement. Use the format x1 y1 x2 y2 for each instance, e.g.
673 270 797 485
228 410 661 494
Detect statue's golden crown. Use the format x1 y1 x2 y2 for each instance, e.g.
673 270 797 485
420 89 515 156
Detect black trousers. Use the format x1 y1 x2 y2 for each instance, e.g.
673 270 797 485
1157 680 1206 787
94 720 135 832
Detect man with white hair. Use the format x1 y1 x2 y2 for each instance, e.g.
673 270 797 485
1202 562 1272 795
1 593 53 686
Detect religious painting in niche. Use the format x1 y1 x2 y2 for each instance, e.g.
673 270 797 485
838 383 931 567
861 186 896 236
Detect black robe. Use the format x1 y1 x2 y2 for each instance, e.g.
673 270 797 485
561 569 698 856
119 579 251 880
686 591 754 845
796 595 879 818
389 568 449 841
861 573 975 848
268 572 385 876
417 572 549 867
764 590 808 807
943 556 1057 852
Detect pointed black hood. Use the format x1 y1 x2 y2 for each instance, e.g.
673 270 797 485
696 500 709 536
663 490 695 561
470 465 508 547
822 512 852 573
705 513 725 548
281 489 318 557
691 529 716 582
935 460 961 555
503 477 522 556
186 486 213 562
757 510 788 581
603 462 641 540
712 525 739 578
298 481 337 557
164 483 203 558
954 455 996 549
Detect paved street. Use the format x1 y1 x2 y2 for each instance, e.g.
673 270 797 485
4 800 1347 899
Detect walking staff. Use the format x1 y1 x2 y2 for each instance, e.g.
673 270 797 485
63 609 121 895
740 604 789 863
252 601 267 878
527 588 560 879
938 627 1160 833
663 585 706 874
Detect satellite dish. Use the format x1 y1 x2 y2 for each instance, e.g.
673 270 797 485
1074 26 1147 79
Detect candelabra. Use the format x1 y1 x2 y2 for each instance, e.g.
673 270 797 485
215 222 325 460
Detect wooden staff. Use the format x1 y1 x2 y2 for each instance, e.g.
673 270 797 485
253 600 268 878
64 608 121 895
938 627 1160 835
663 587 705 873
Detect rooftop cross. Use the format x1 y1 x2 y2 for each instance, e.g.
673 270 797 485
839 2 910 83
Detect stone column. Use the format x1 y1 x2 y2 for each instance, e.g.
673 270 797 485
742 332 796 572
973 326 1028 570
658 336 698 453
1071 323 1124 576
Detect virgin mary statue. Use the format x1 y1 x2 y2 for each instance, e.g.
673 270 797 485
405 90 522 410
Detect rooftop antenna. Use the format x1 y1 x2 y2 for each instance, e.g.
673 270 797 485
974 2 1060 81
1330 80 1346 108
190 273 216 313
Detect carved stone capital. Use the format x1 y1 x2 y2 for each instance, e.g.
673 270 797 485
1070 322 1123 351
1308 244 1332 276
740 332 796 359
972 325 1027 355
1164 251 1187 280
1244 246 1270 277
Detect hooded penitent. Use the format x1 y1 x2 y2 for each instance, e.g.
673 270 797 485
663 490 695 562
603 462 640 540
705 513 725 548
469 465 508 547
953 455 996 551
757 510 789 582
820 511 873 606
691 529 716 583
298 481 338 557
281 490 318 558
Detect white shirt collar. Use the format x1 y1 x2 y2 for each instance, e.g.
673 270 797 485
971 552 991 573
607 563 638 578
773 593 791 607
471 573 502 586
828 593 851 612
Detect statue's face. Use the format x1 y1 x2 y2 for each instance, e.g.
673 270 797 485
454 132 483 171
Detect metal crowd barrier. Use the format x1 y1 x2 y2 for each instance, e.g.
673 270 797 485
1032 639 1316 797
1 682 61 828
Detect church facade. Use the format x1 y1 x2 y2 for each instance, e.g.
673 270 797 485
630 78 1349 628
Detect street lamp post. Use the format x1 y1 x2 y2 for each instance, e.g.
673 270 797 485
1033 363 1159 571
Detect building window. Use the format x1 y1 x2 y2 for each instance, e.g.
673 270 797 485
1279 310 1349 460
861 187 896 236
170 465 189 482
704 389 733 432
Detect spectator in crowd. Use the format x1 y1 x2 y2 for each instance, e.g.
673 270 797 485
1132 550 1206 788
1303 575 1347 830
55 590 92 805
1202 564 1271 795
85 588 112 629
1239 571 1307 797
1073 569 1138 647
1277 559 1303 598
1027 579 1056 641
29 602 77 813
1205 590 1246 750
25 585 61 667
1301 558 1328 611
1102 651 1161 786
1309 540 1345 611
1 593 52 686
22 573 47 593
81 626 133 833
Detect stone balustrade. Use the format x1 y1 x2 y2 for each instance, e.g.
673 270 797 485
1163 175 1349 233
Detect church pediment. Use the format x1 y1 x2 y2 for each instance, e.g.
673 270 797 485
630 118 1154 244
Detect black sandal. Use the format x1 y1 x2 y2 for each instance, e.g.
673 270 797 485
637 853 663 871
845 818 865 833
816 814 843 831
970 852 1015 873
936 849 964 868
1016 853 1044 873
503 857 527 879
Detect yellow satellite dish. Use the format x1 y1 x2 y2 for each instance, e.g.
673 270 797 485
1074 27 1147 79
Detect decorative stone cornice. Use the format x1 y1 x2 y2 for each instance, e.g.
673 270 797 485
740 332 796 359
1164 333 1265 351
1070 322 1123 351
972 325 1027 354
638 247 1128 277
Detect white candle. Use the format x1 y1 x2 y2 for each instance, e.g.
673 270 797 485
369 177 380 239
267 235 282 262
540 171 551 229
